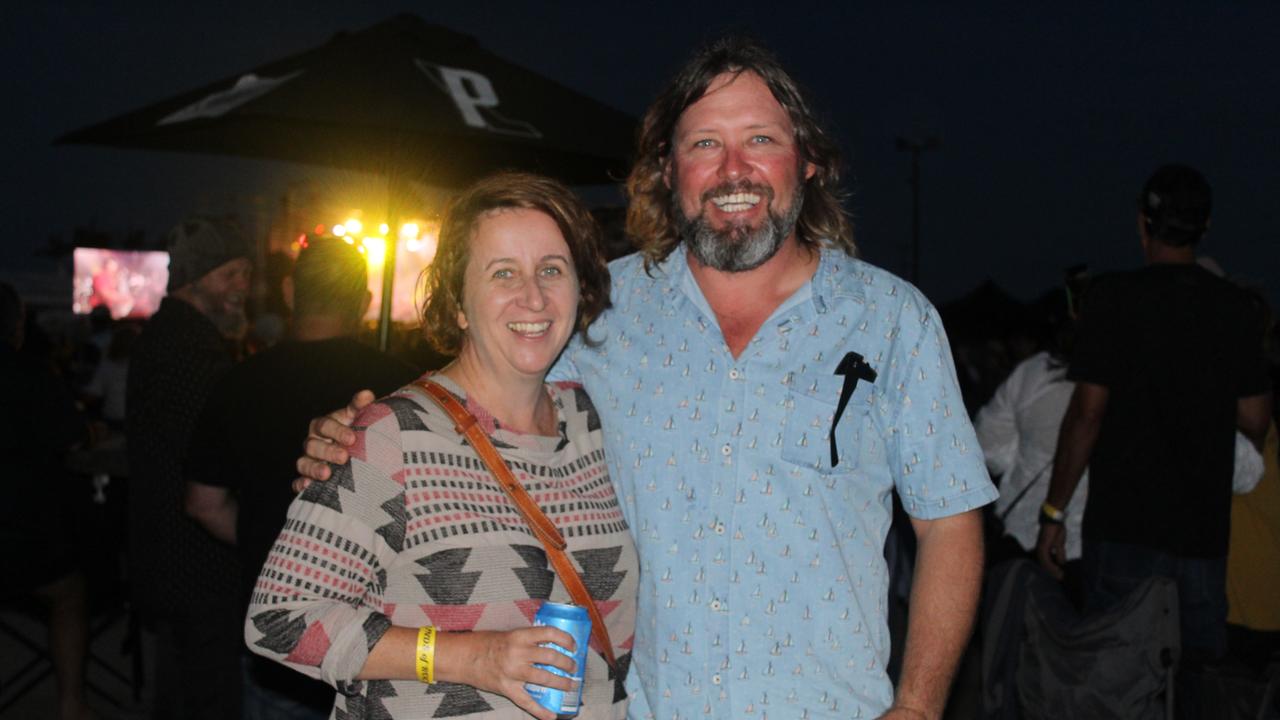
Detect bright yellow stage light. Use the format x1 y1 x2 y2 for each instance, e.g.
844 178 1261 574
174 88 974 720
362 236 387 267
379 223 390 236
400 222 420 241
332 223 347 237
345 218 363 235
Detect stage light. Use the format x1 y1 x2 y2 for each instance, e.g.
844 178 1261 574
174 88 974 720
333 223 347 237
362 236 387 267
345 218 363 235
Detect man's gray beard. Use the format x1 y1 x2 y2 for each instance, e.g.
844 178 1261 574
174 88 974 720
213 308 248 341
676 187 805 273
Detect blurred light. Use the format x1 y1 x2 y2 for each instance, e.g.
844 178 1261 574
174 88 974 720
343 237 355 245
333 223 347 237
400 222 420 241
379 223 390 236
421 234 438 260
362 236 387 267
345 218 363 235
406 238 423 252
314 224 325 234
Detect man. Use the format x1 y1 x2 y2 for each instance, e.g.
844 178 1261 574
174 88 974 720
302 38 995 719
1 282 97 720
126 216 252 719
1036 165 1271 679
184 238 417 719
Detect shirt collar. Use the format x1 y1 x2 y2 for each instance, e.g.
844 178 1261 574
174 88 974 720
661 244 856 325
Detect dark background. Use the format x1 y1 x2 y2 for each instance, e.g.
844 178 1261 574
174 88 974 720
4 1 1277 308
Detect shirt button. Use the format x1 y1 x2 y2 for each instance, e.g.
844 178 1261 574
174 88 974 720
729 368 741 380
720 444 732 456
715 522 726 535
710 599 722 611
711 674 722 685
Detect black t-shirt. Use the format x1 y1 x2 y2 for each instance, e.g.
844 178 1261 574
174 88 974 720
127 297 239 617
1069 263 1270 556
185 337 418 605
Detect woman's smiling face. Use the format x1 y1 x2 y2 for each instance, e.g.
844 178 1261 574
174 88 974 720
456 207 580 381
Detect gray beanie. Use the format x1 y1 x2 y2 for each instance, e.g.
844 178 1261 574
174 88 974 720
166 216 252 291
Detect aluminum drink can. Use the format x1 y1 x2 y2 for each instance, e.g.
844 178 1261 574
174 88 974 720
524 601 591 718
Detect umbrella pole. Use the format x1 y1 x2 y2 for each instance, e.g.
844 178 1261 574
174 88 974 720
376 173 406 352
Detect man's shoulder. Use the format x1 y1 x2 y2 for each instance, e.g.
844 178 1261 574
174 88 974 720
607 251 667 291
816 249 937 314
1090 265 1254 314
224 338 414 386
133 298 220 356
597 251 685 322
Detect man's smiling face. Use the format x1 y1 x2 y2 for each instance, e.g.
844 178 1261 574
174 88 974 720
665 71 814 272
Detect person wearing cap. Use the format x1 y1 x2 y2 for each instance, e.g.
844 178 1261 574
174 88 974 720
1035 165 1272 707
126 215 252 720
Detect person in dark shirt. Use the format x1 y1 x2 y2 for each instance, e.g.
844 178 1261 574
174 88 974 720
1036 165 1272 713
185 237 417 718
0 283 97 720
126 216 252 720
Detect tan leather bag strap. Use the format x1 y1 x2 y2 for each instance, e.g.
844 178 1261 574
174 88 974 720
414 380 617 670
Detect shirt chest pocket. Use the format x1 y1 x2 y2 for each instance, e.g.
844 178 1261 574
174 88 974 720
780 375 876 475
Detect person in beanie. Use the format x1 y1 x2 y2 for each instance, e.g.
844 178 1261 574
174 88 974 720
1036 165 1271 716
126 215 252 719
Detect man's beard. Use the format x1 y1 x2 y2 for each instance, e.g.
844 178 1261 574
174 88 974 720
212 307 247 341
674 181 804 273
192 286 247 340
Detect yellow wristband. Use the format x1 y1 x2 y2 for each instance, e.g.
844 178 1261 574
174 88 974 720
1041 501 1066 523
415 626 437 684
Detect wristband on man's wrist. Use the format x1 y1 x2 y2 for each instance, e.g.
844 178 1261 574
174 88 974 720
1040 501 1066 525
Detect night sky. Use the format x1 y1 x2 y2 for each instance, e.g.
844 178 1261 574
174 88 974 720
4 2 1277 308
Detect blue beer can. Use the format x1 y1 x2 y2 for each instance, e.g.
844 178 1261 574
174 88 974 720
524 601 591 718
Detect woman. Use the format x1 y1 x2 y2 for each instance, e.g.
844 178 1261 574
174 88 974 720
247 172 637 719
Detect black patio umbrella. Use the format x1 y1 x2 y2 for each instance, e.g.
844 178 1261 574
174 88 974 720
57 14 636 345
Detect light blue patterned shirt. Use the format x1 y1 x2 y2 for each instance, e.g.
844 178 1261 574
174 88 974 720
553 247 996 719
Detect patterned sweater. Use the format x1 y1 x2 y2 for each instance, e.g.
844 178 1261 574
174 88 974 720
246 376 637 719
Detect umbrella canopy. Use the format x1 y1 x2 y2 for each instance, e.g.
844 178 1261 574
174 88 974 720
57 14 635 186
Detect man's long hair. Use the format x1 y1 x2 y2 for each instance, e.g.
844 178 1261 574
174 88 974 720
626 36 854 269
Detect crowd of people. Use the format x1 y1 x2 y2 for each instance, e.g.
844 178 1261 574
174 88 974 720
3 33 1276 720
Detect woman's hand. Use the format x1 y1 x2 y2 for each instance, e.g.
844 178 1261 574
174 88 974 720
437 627 580 720
292 389 375 492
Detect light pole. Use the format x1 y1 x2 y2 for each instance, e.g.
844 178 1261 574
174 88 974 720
895 136 940 285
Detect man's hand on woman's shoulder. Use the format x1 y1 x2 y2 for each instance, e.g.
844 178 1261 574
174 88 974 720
292 389 375 493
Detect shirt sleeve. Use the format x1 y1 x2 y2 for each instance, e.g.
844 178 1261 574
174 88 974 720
974 364 1021 479
1067 278 1122 387
184 374 236 490
244 400 405 689
547 340 583 383
1236 300 1272 398
884 292 998 519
